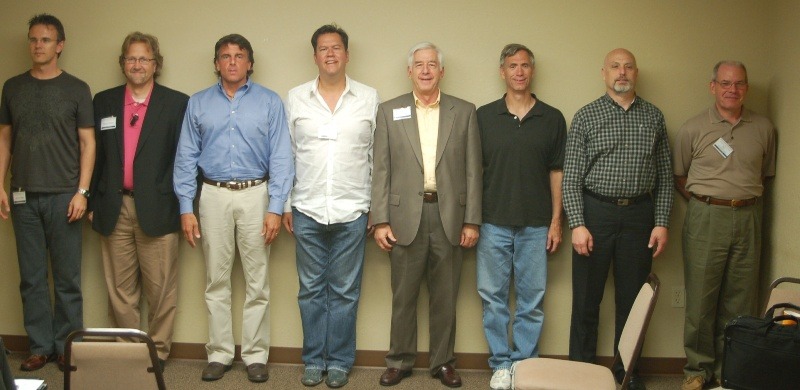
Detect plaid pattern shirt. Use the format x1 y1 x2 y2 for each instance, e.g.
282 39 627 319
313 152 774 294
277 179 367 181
563 94 673 229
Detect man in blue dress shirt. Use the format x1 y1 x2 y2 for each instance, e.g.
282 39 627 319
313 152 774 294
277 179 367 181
173 33 294 383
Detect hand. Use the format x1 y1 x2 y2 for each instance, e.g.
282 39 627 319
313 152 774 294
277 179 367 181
181 213 201 248
261 213 281 245
282 212 294 236
67 193 87 223
571 226 593 256
649 226 669 258
374 223 396 252
460 223 479 248
547 220 562 253
0 189 9 220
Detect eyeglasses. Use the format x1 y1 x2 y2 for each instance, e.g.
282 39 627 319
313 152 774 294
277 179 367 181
123 57 156 65
715 80 748 89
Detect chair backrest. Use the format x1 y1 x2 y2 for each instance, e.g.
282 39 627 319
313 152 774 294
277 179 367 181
64 328 166 390
764 277 800 316
616 273 660 387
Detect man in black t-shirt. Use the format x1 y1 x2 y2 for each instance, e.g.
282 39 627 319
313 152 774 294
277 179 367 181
0 13 95 372
476 44 566 390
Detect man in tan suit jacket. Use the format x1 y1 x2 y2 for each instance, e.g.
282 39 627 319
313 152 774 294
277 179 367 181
372 42 481 388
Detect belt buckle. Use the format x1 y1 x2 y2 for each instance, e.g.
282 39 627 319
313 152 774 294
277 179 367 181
617 198 630 206
225 181 239 190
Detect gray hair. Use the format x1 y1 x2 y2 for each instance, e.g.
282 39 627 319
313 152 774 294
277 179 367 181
712 60 747 82
407 42 443 68
499 43 534 67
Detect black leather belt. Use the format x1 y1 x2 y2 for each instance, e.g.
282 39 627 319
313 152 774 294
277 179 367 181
119 189 134 197
423 192 438 203
693 194 757 208
584 189 650 206
202 177 266 190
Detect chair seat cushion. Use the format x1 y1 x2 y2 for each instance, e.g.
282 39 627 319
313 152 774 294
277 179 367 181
512 357 617 390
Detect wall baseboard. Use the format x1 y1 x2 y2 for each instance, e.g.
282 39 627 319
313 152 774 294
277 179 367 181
1 334 685 375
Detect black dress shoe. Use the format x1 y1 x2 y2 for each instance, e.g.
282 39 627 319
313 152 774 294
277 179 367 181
247 363 269 383
201 362 232 381
379 367 411 386
434 364 462 388
627 375 647 390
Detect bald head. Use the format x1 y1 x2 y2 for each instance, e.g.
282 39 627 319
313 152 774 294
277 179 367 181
602 48 638 95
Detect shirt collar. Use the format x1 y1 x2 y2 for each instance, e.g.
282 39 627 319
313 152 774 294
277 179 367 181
602 93 638 110
709 105 752 124
414 91 441 109
311 75 354 98
217 78 252 97
124 84 154 107
495 93 540 117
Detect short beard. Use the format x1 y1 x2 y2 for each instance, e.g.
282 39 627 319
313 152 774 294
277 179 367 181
613 82 632 93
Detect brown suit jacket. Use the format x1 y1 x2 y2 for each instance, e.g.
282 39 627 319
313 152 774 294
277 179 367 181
371 92 481 246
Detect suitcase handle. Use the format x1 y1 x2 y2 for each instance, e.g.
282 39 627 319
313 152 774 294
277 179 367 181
765 302 800 318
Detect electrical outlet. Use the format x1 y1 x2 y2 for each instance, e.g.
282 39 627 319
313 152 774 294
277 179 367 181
671 286 685 308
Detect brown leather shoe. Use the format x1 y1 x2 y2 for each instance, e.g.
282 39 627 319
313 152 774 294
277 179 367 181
201 362 232 381
56 355 66 372
379 367 411 386
246 363 269 383
434 364 462 387
20 354 52 371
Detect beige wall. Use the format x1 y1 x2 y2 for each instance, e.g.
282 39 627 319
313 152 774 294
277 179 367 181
0 0 794 361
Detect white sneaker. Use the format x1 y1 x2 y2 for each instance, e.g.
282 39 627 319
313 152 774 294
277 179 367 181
490 368 512 390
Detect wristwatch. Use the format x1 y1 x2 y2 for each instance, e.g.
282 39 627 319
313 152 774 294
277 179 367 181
77 188 91 198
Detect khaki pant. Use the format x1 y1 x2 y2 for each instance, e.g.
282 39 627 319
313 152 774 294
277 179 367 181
199 183 271 366
682 197 762 381
101 195 179 360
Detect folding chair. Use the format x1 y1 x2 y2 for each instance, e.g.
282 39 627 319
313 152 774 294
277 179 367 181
512 273 660 390
764 276 800 316
64 328 166 390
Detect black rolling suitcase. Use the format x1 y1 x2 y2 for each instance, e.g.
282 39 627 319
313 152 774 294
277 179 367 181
722 303 800 390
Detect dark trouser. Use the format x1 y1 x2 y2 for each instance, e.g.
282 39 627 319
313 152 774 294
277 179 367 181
385 202 463 374
569 194 653 378
11 192 83 355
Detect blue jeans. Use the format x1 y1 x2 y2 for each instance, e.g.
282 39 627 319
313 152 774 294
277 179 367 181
292 209 367 372
477 223 547 370
11 192 83 355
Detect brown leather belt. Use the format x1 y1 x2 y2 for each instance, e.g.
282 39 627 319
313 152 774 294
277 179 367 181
202 177 266 190
693 194 757 207
119 189 134 197
423 192 438 203
584 189 650 206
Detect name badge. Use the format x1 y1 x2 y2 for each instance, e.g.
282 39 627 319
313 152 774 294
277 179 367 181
100 116 116 131
12 190 26 204
393 106 411 121
713 137 733 158
318 122 339 140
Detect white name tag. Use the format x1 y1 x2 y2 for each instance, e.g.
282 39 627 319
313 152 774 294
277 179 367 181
713 137 733 158
318 122 339 140
100 116 116 131
393 106 411 121
12 190 26 204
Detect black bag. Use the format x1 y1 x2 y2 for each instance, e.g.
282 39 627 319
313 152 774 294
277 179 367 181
722 303 800 390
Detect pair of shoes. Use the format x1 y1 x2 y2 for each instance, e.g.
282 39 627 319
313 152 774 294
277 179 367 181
433 364 462 387
301 367 324 386
489 368 512 390
326 368 349 388
627 375 647 390
681 375 705 390
379 367 411 386
201 362 232 381
157 358 166 372
247 363 269 383
56 355 66 372
20 354 53 371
